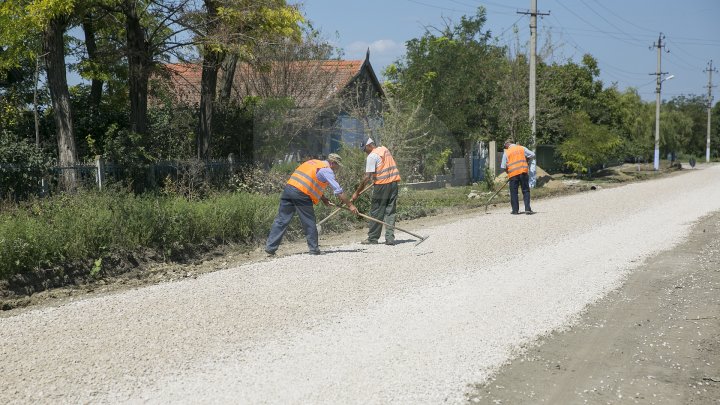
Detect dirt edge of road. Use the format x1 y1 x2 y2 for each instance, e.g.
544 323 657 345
467 210 720 404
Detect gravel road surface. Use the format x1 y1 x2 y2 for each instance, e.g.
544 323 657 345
2 165 719 404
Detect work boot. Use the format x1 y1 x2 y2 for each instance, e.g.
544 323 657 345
308 249 323 255
525 210 535 215
510 211 520 215
384 240 396 246
361 239 378 245
265 249 276 256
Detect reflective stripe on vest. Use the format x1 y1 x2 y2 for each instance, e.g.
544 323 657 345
286 160 330 204
371 146 401 184
506 145 529 178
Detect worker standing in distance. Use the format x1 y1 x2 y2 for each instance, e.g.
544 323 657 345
501 138 536 215
265 153 358 256
352 138 402 245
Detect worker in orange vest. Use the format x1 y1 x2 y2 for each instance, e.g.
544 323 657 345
352 138 402 245
501 138 536 215
265 153 358 256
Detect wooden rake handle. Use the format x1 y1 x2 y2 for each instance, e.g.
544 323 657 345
329 202 428 245
317 184 373 227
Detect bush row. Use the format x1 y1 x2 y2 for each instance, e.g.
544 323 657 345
0 183 496 281
0 190 281 280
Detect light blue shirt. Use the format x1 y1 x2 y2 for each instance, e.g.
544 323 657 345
316 163 343 195
500 144 535 169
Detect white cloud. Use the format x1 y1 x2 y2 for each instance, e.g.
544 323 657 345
346 39 404 56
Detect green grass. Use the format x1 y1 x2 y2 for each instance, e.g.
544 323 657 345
0 190 279 280
0 181 579 281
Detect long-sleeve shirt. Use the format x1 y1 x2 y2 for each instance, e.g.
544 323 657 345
500 144 536 169
316 164 343 195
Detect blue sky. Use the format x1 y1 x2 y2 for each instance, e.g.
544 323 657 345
300 0 720 104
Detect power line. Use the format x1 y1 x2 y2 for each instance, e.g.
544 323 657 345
554 0 646 47
588 0 657 34
666 38 711 63
405 0 467 13
578 0 641 41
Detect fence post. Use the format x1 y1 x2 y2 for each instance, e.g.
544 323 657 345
489 141 497 176
228 153 237 176
95 155 105 191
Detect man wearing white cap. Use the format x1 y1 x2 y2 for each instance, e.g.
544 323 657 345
352 138 402 245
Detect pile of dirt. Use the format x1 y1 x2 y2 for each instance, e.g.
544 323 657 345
495 166 560 188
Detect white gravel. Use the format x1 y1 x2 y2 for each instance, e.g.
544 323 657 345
2 165 720 404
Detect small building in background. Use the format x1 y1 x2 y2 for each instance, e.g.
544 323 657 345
159 50 384 163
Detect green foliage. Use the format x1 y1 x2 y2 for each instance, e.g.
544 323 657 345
229 163 287 195
90 257 102 278
536 54 603 146
482 166 495 191
0 189 279 280
424 148 452 178
212 101 254 159
558 112 621 174
250 96 298 164
0 131 53 200
386 6 503 157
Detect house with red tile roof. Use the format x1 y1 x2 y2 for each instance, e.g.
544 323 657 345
159 50 384 162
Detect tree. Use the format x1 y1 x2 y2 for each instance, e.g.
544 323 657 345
194 0 303 159
1 0 80 190
535 54 603 147
386 7 504 181
558 111 621 174
666 95 710 156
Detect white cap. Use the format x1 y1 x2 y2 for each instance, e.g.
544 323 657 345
364 138 375 146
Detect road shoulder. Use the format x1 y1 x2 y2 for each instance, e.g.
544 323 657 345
468 210 720 404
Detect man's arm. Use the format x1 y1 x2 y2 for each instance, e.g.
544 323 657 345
351 173 373 201
336 192 358 214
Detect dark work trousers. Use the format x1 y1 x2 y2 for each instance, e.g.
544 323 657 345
509 172 532 213
265 185 319 253
368 181 399 242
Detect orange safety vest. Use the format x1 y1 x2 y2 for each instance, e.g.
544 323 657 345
371 146 401 184
286 159 330 204
506 145 529 178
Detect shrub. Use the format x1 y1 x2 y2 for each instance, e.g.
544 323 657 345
0 190 279 280
0 131 53 200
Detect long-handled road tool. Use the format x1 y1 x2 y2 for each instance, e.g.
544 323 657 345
329 202 430 246
485 178 510 212
316 185 373 234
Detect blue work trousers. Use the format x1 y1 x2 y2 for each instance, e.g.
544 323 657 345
265 185 319 253
509 172 531 213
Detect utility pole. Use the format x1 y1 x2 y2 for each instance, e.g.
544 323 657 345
518 0 549 187
650 33 669 171
704 60 717 162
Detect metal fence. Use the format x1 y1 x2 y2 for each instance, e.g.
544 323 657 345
2 155 250 198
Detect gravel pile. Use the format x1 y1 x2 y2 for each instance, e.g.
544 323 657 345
2 165 720 404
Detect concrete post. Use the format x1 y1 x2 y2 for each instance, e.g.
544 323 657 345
228 153 236 174
95 155 105 191
489 141 497 176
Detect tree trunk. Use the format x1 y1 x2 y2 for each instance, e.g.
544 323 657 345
44 17 78 191
124 1 150 135
199 55 221 159
198 0 221 159
82 14 103 117
219 53 238 104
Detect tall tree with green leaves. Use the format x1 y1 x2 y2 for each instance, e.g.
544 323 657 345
386 7 503 160
194 0 303 159
536 54 603 146
558 111 621 174
1 0 79 189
